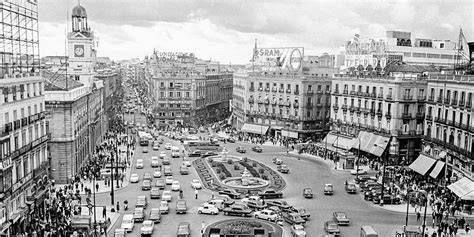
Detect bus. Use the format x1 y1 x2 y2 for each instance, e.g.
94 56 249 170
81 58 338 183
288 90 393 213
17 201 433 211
138 131 152 146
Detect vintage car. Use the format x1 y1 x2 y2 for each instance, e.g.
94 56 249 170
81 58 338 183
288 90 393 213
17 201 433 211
303 188 313 198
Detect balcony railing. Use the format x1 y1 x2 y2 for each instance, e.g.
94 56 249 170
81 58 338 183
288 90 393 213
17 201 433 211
376 110 383 116
385 112 392 118
435 117 446 124
436 97 443 103
258 87 263 91
341 104 348 110
467 101 472 108
307 90 314 95
386 94 393 100
294 90 299 95
377 94 384 99
248 98 254 104
306 103 313 108
416 112 425 119
444 98 450 104
370 93 377 98
342 90 348 95
349 106 356 112
293 103 299 108
402 113 412 119
349 91 356 95
426 115 433 121
459 100 465 106
279 88 284 93
417 96 426 102
428 96 435 102
317 90 324 94
286 89 291 93
451 99 458 106
402 95 413 101
333 90 339 95
333 105 339 110
265 87 270 92
249 87 255 92
272 87 277 92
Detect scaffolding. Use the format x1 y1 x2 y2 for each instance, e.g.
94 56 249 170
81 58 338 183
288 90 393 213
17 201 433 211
0 0 39 79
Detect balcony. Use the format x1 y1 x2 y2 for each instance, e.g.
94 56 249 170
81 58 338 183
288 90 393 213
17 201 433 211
431 137 473 159
444 98 450 104
357 91 363 96
349 106 356 112
272 87 277 92
385 112 392 119
360 108 369 114
21 117 28 127
451 99 458 106
286 89 291 93
434 117 446 124
342 90 348 95
305 103 313 108
402 113 412 119
417 96 426 102
349 91 356 96
369 109 376 115
436 97 442 103
265 87 270 92
459 100 465 106
416 112 425 119
332 90 339 95
447 120 455 126
279 88 284 93
294 90 299 95
293 102 299 108
317 90 324 95
258 87 263 91
377 94 384 99
467 101 472 108
428 96 435 102
376 110 383 116
264 99 270 104
306 90 314 95
271 100 277 105
341 104 348 110
257 99 264 104
386 94 393 100
249 87 255 92
14 120 21 130
333 105 339 110
426 115 433 121
370 93 377 98
402 95 413 101
248 98 254 104
316 103 324 108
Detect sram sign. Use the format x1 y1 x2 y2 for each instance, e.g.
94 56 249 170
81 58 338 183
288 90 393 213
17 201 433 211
253 47 304 72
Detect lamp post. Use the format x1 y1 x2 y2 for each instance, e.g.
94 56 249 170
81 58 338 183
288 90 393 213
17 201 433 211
92 177 98 237
356 136 361 180
110 151 115 206
374 141 388 206
115 138 120 189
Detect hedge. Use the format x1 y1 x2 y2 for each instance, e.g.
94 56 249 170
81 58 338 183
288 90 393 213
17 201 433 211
239 161 260 178
216 162 232 178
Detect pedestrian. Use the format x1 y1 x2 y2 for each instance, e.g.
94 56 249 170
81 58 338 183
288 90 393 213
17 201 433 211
417 211 421 222
195 189 198 199
96 183 99 192
116 201 120 212
102 207 106 218
466 223 470 234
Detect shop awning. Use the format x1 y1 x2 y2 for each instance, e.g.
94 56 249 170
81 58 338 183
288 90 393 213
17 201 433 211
333 136 356 151
429 161 445 179
408 154 437 176
241 123 269 135
352 131 390 157
282 130 298 138
447 177 474 199
271 126 283 130
322 133 338 145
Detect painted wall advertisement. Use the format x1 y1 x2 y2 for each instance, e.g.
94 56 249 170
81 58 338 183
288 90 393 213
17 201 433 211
253 47 304 72
154 52 195 63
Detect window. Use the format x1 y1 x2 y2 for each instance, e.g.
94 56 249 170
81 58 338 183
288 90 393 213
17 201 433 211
169 92 173 97
160 92 164 98
160 82 164 87
34 105 37 114
12 86 17 101
169 82 173 87
186 92 190 98
177 92 181 97
295 85 299 91
27 106 31 116
326 85 330 92
308 85 312 92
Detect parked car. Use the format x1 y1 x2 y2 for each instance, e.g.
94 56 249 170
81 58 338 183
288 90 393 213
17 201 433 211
372 194 401 205
236 146 246 153
149 208 161 223
350 168 368 175
135 196 148 209
176 222 190 237
130 174 139 183
180 165 189 175
277 164 289 173
258 189 283 199
201 151 218 158
198 203 219 215
189 150 202 157
136 159 144 169
142 148 149 153
159 151 167 159
132 207 145 222
324 184 334 195
354 175 371 184
191 179 202 189
333 212 350 226
164 143 172 150
183 157 191 167
159 200 169 214
252 146 263 152
165 176 174 185
152 144 160 150
218 189 242 199
141 180 151 191
288 206 311 220
171 181 181 191
163 157 171 165
303 188 313 198
272 157 283 165
223 204 253 217
153 169 162 178
140 220 154 236
345 182 357 194
176 200 188 214
151 157 160 167
120 214 134 232
143 172 152 181
164 166 172 176
266 200 292 211
150 187 161 199
282 212 306 225
155 179 165 189
324 221 340 236
162 190 172 202
254 209 279 221
291 224 307 237
242 196 267 210
114 228 125 237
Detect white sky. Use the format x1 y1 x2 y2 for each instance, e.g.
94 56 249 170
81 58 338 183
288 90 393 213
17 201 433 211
39 0 474 64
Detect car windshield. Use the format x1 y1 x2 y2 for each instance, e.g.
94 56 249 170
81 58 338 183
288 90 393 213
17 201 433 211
336 213 346 218
134 210 142 214
328 223 338 229
123 219 132 224
295 225 304 230
143 222 152 227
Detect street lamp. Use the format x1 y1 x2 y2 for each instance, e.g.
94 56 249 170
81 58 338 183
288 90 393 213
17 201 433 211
356 136 361 180
92 177 98 237
110 151 115 207
374 141 388 206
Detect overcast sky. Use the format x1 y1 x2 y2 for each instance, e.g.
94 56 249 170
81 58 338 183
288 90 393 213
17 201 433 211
39 0 473 64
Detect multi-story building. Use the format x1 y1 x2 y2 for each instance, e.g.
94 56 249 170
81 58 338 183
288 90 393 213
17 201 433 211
419 74 473 182
340 30 458 73
301 53 340 77
45 3 106 185
232 72 331 140
203 73 233 122
0 1 50 235
95 69 120 131
330 65 435 162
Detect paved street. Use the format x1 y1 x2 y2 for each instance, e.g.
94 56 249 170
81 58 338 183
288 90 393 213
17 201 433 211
94 114 453 236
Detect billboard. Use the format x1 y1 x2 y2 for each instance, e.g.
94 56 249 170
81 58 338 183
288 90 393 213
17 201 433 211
154 52 195 63
252 47 304 72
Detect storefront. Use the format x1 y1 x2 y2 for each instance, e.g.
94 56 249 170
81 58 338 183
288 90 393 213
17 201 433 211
240 123 269 135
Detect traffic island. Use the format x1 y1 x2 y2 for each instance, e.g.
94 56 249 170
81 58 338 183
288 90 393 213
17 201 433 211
203 219 283 237
192 155 286 194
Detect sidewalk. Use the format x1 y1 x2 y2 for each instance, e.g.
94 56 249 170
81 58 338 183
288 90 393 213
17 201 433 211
74 205 121 236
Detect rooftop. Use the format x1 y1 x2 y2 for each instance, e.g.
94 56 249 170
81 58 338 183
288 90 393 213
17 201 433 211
43 70 84 91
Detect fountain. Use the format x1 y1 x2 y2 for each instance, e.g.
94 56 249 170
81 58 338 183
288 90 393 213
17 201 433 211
241 168 251 186
222 167 269 189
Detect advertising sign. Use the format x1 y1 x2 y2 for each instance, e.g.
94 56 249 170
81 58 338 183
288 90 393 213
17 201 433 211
154 52 195 63
253 47 304 72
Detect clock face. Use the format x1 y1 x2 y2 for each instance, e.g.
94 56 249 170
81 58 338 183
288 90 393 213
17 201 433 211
74 45 85 57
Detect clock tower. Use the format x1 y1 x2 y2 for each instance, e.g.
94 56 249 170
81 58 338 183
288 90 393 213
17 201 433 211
67 2 96 90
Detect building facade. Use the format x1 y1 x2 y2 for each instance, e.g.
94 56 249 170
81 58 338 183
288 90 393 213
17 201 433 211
341 31 459 73
0 1 50 235
232 72 331 140
422 74 474 181
330 68 429 162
